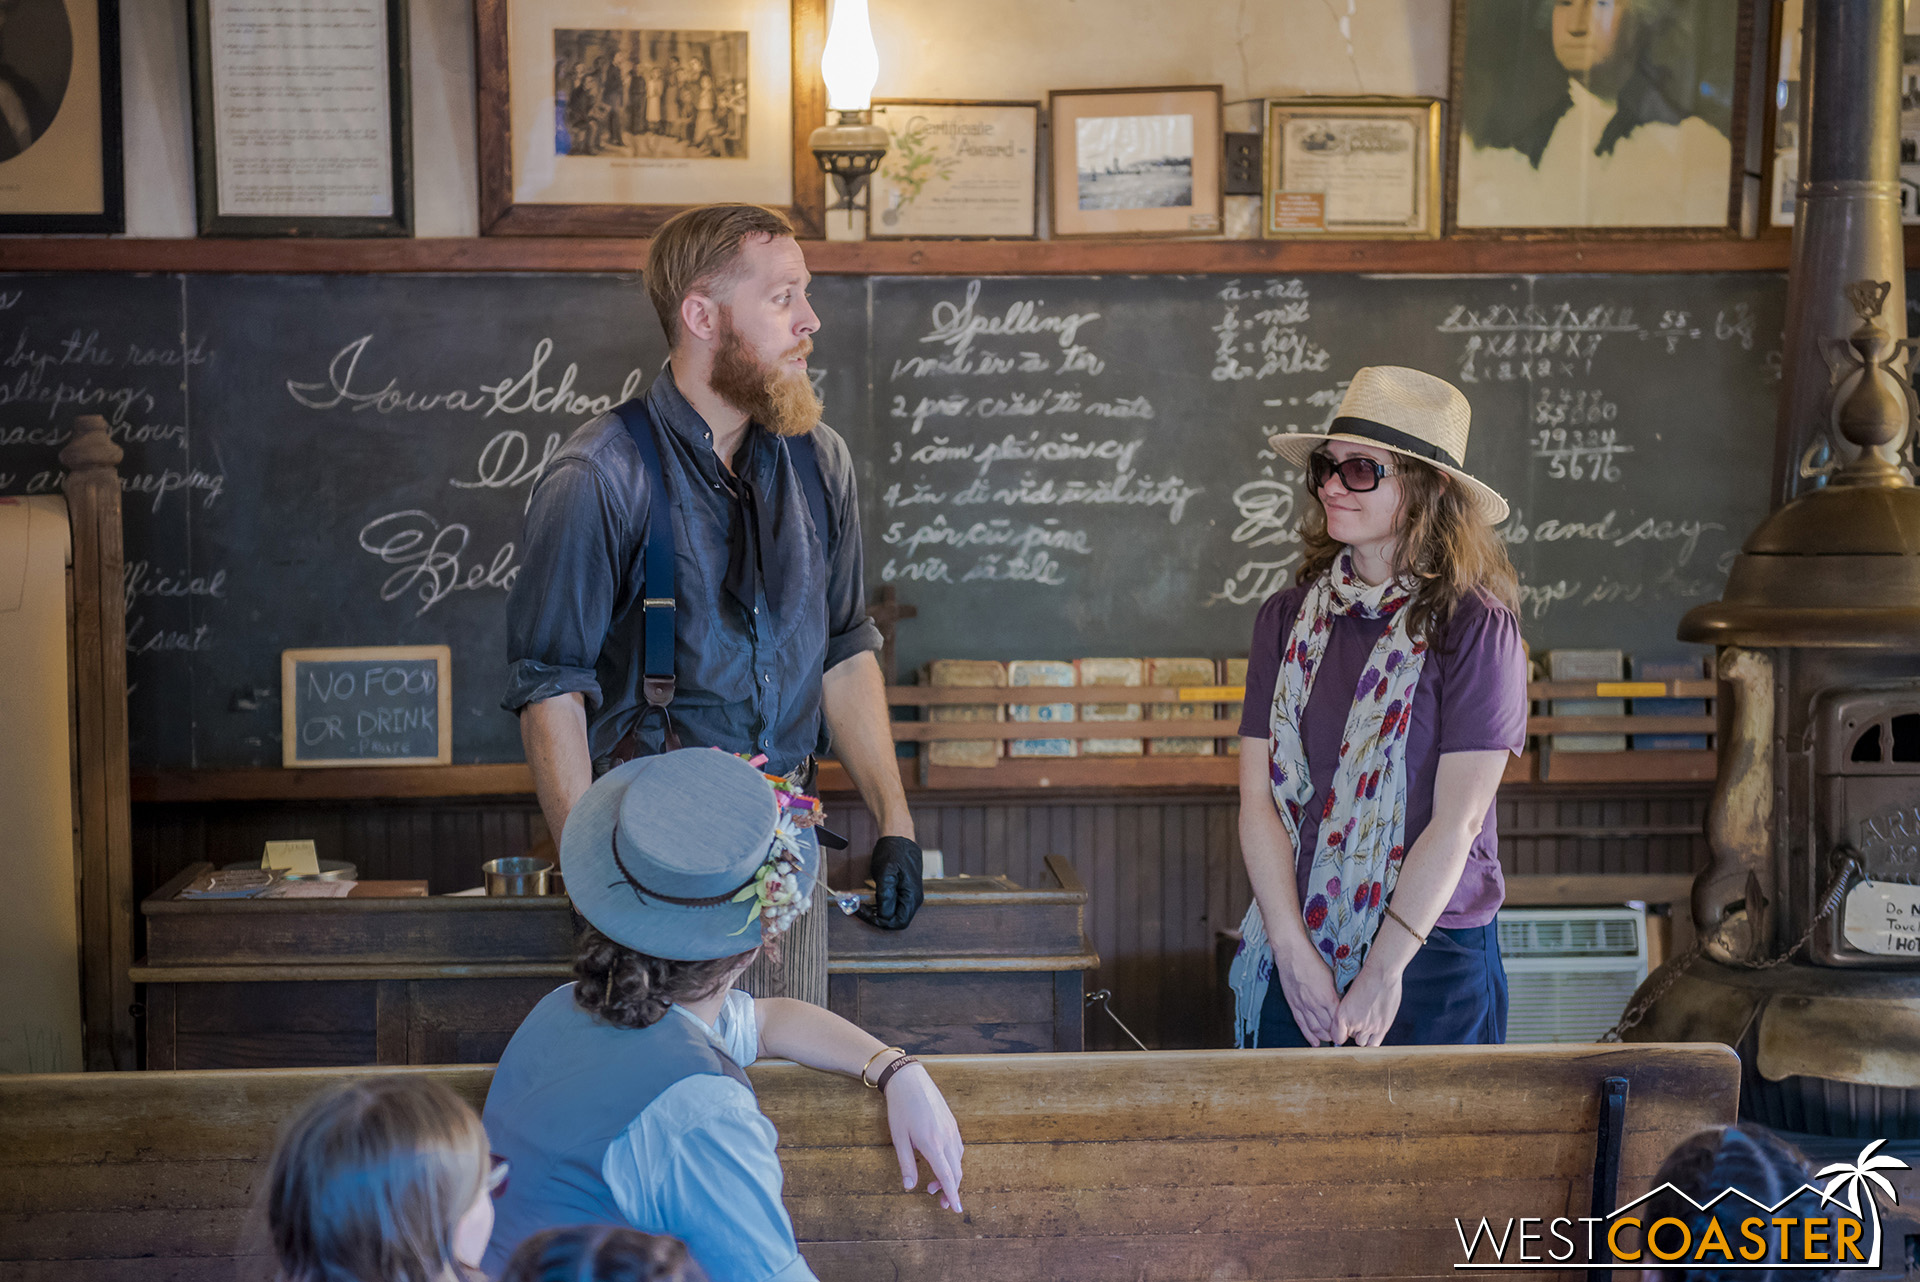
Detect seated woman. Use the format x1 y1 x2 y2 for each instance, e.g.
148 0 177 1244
1229 366 1527 1048
502 1225 706 1282
265 1075 499 1282
482 748 965 1281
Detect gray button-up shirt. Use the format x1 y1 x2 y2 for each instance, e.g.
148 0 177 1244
502 371 882 774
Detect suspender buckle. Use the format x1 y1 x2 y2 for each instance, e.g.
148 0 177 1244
643 597 675 609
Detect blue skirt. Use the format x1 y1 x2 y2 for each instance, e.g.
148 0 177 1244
1254 922 1508 1047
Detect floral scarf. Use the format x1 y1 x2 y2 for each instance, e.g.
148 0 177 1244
1229 550 1428 1046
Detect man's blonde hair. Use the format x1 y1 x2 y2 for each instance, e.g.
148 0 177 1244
645 204 795 347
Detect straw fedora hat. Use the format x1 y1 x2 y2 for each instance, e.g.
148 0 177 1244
562 749 821 962
1267 366 1509 524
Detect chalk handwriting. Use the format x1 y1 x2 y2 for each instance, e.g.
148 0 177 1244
124 467 225 513
1532 427 1632 482
126 614 213 655
450 428 564 508
124 561 227 613
1209 555 1302 606
288 334 644 419
948 471 1202 524
902 431 1145 476
881 514 1092 563
920 280 1102 359
1499 506 1723 566
358 509 518 615
1227 479 1300 549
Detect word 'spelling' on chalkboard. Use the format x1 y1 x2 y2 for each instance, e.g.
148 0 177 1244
280 646 453 768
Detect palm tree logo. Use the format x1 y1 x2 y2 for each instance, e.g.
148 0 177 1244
1815 1139 1909 1266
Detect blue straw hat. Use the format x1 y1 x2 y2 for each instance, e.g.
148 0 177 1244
562 749 821 961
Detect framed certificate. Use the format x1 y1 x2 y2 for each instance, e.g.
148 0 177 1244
188 0 413 236
474 0 826 237
0 0 122 232
867 100 1039 239
1262 97 1440 239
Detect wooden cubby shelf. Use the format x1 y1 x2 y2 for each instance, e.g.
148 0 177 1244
0 234 1823 276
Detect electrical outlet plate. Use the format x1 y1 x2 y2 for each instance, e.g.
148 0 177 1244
1223 132 1262 197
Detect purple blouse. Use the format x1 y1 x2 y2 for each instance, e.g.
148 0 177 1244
1238 582 1528 928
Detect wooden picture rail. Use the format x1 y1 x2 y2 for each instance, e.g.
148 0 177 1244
0 233 1823 276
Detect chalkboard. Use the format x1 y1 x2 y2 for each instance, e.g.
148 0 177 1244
282 646 451 766
0 268 1797 768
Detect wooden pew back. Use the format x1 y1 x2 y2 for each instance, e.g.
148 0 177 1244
0 1044 1738 1281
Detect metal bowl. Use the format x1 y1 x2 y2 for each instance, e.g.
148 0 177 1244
483 856 554 897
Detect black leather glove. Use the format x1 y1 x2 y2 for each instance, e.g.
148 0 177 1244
859 836 924 931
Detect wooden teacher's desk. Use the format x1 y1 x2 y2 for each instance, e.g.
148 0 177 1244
134 857 1097 1070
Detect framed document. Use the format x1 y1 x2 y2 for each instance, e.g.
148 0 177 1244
188 0 412 236
1262 98 1440 239
475 0 826 237
1448 0 1750 235
868 100 1038 239
1048 85 1222 239
0 0 122 232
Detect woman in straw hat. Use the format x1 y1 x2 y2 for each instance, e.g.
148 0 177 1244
482 748 963 1282
1228 366 1527 1049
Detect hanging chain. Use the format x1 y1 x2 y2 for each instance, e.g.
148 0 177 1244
1599 856 1861 1044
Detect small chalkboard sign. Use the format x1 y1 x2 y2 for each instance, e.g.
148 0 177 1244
281 646 453 768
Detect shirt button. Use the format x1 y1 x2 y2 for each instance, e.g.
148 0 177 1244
762 673 771 682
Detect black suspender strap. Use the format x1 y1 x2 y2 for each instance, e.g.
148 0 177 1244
612 397 682 753
786 432 833 551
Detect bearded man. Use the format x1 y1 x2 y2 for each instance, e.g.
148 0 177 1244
504 204 923 1002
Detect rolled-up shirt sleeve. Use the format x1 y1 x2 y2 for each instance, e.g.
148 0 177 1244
501 456 630 715
813 429 883 674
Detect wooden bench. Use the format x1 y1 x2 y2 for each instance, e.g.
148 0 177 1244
0 1044 1737 1281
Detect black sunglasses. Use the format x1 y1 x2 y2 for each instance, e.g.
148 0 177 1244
1307 450 1399 494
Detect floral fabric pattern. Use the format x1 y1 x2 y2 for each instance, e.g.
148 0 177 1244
1229 550 1429 1044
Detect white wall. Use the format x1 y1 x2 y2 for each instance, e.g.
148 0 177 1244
116 0 1448 238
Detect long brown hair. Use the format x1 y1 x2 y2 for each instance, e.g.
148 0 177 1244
1297 454 1519 643
267 1076 489 1282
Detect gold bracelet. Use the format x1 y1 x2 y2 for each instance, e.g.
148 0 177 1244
860 1046 906 1089
1384 904 1428 946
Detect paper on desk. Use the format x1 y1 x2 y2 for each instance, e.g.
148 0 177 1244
258 880 354 899
262 840 321 876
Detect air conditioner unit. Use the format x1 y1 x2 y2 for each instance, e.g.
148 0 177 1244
1497 907 1649 1044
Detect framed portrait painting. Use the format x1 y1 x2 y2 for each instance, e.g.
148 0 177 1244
0 0 121 232
1048 85 1222 239
1448 0 1751 235
188 0 413 236
474 0 825 236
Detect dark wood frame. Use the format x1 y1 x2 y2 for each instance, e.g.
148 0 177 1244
185 0 413 237
1444 0 1756 239
1261 96 1443 241
865 98 1041 240
0 0 123 233
474 0 826 237
1046 84 1223 240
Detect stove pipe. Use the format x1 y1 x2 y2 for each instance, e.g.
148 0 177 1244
1626 0 1920 1140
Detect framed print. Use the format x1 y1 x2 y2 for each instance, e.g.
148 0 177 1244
1262 97 1440 239
1048 85 1222 239
868 99 1038 239
474 0 826 237
0 0 121 232
1448 0 1751 235
188 0 412 237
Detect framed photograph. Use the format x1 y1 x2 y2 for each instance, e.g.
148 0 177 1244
474 0 825 237
1448 0 1751 235
188 0 411 237
1048 85 1222 239
1263 97 1441 239
0 0 121 232
868 99 1038 239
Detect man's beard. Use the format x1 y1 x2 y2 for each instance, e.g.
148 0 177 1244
709 311 822 438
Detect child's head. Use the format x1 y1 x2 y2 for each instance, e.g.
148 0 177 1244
267 1076 494 1282
1639 1126 1835 1282
500 1225 707 1282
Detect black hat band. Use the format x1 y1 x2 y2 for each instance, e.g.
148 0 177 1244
1328 415 1465 472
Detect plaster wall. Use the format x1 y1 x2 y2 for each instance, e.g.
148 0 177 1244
115 0 1449 238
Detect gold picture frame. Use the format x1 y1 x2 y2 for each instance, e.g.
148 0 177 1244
1262 97 1441 240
